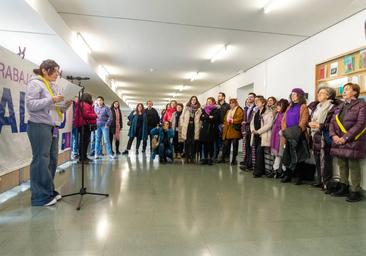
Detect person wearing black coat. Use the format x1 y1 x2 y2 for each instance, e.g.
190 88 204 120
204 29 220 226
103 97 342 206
143 100 160 152
214 92 230 160
199 97 219 165
109 101 123 154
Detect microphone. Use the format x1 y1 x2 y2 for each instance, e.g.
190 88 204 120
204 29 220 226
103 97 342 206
66 76 90 81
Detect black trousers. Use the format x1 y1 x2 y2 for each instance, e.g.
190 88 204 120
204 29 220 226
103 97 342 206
223 139 239 160
185 140 198 160
202 141 214 159
173 131 184 154
109 130 120 153
127 137 141 151
78 125 91 161
143 126 154 151
253 140 265 177
314 150 333 185
244 133 253 168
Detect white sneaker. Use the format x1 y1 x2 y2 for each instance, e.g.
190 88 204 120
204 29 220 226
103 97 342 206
109 154 117 159
44 198 57 207
55 194 62 201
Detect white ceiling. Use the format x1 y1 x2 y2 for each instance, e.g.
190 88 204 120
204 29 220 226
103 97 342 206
2 0 366 108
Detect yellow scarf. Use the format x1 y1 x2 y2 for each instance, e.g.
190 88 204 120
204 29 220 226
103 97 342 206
38 75 63 121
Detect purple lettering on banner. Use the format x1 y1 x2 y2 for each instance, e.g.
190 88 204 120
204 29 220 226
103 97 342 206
19 70 25 85
13 68 19 82
4 66 12 81
0 62 4 78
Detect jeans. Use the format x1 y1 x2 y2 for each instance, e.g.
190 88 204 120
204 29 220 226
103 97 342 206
159 143 173 162
71 127 79 157
90 130 96 155
95 125 113 156
143 126 154 151
27 122 58 206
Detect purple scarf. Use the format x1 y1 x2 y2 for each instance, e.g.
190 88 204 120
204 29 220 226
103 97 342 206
204 104 216 115
271 112 283 154
286 103 301 128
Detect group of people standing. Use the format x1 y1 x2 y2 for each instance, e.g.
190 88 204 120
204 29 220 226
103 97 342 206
124 83 365 203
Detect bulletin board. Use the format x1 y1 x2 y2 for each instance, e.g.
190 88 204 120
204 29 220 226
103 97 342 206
315 46 366 98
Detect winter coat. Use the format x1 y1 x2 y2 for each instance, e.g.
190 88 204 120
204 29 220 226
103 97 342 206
217 101 230 124
222 106 244 140
145 107 160 128
163 107 176 123
180 107 202 141
271 112 284 156
94 105 113 127
127 111 148 140
329 99 366 159
74 102 97 128
199 107 219 142
308 100 341 153
110 107 123 135
171 111 183 136
250 107 274 147
281 103 309 132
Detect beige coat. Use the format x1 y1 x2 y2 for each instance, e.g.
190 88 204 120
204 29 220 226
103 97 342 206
179 107 202 142
250 107 274 147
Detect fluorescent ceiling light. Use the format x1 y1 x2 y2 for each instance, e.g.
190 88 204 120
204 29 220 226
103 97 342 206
210 45 230 63
263 0 290 14
98 65 109 81
77 32 92 54
190 72 199 82
178 85 185 92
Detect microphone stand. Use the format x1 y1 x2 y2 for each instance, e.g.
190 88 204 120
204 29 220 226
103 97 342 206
62 78 109 210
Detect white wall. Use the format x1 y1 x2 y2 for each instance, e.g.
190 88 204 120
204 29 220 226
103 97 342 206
199 10 366 189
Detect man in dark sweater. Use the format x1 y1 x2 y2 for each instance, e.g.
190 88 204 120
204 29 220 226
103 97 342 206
214 92 230 160
143 100 160 153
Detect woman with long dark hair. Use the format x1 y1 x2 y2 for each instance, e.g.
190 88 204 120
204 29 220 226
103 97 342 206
180 96 202 163
199 97 219 165
122 103 148 155
110 101 123 155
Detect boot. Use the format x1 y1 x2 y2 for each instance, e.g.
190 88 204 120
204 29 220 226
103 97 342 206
116 141 121 155
331 183 349 197
281 170 292 183
218 155 227 164
346 192 361 202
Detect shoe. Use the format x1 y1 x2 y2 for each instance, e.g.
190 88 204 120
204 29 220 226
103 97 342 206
346 192 362 202
281 172 292 183
239 166 247 172
142 149 146 153
54 191 62 201
200 159 208 165
44 198 57 207
295 179 303 185
116 151 121 155
331 183 349 197
166 157 173 163
135 150 139 155
253 174 262 178
109 154 117 159
312 183 322 188
239 161 245 166
217 159 226 164
94 155 102 159
231 160 237 166
207 159 213 165
266 172 275 178
122 150 129 155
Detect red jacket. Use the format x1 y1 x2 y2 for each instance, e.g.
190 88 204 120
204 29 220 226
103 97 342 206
163 107 176 123
74 102 97 128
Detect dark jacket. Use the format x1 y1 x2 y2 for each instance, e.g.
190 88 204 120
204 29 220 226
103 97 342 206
217 101 230 124
199 107 219 142
110 107 123 135
127 111 148 140
242 104 256 134
282 126 310 171
329 99 366 159
308 99 341 153
145 107 160 128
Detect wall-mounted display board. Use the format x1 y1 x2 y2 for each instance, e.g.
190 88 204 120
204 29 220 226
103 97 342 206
315 46 366 98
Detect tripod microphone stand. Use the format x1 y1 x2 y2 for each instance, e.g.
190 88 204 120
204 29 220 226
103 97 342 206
62 77 109 210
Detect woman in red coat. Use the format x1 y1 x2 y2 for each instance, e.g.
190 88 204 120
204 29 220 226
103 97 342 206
74 93 97 163
329 83 366 202
163 100 177 123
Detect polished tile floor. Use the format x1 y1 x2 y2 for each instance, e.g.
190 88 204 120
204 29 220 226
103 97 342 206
1 152 366 256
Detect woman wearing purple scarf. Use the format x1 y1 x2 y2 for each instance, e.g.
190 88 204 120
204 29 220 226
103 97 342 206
199 97 219 165
270 99 289 178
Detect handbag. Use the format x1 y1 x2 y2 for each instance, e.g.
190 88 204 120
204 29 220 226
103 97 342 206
151 135 160 150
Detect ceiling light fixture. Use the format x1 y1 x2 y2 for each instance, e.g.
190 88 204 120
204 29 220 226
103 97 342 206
98 65 109 81
178 85 185 92
77 32 92 54
190 72 199 82
263 0 283 14
210 44 230 63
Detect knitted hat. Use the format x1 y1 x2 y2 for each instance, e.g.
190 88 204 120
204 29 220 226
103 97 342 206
291 88 305 96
